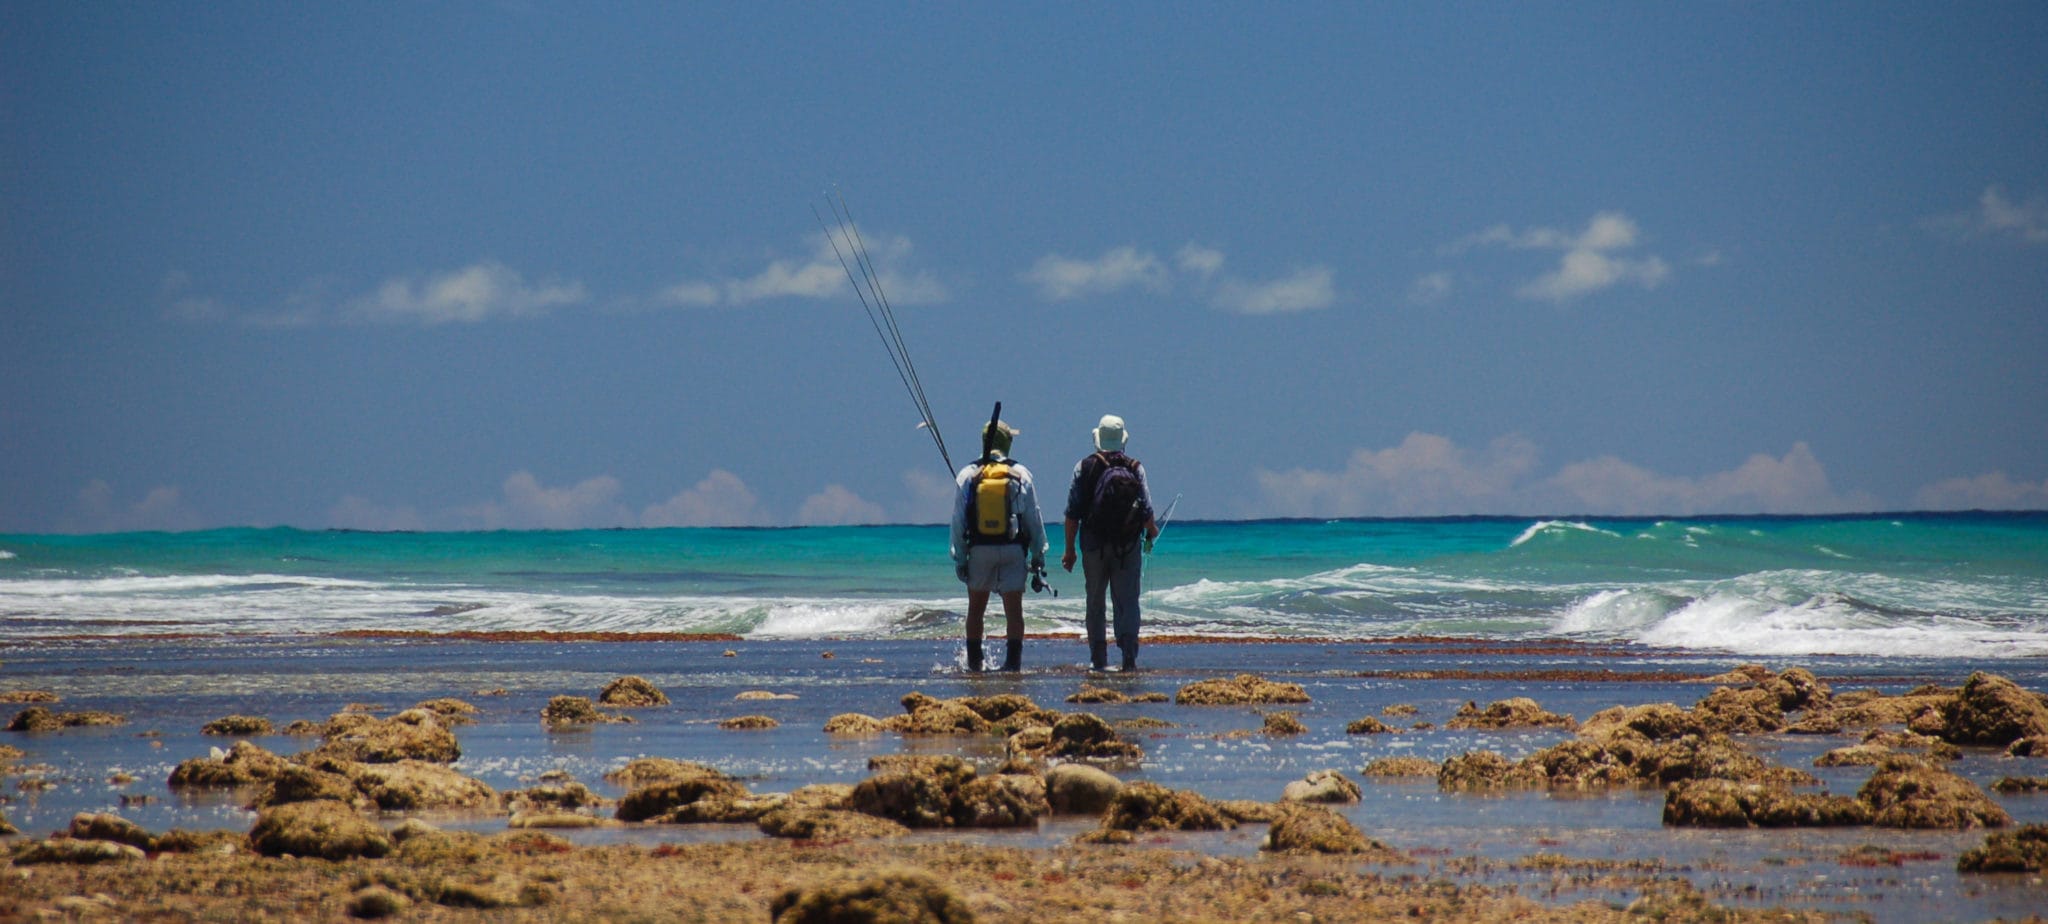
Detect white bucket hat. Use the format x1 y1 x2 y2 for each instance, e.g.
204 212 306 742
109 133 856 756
1093 414 1127 452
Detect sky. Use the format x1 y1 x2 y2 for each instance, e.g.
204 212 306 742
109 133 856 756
3 2 2046 533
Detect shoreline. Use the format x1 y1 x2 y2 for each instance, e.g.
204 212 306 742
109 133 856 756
4 637 2046 922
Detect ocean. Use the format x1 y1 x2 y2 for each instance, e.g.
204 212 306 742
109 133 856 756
4 512 2045 656
5 513 2048 921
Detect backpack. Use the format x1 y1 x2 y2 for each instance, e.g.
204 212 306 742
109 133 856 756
968 460 1021 544
1083 453 1147 546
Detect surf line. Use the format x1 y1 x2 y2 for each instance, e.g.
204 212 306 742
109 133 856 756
814 189 953 474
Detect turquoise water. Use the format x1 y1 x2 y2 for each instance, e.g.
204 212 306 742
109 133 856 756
3 513 2045 657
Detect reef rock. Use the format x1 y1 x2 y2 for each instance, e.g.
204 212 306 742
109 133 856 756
1281 769 1362 804
201 715 273 736
719 715 780 730
1445 697 1576 731
604 758 725 787
1958 823 2048 873
67 812 156 851
1578 703 1707 742
251 763 359 808
541 696 631 729
313 709 461 763
1044 763 1123 814
1436 750 1524 790
769 869 974 924
1360 756 1440 778
598 675 670 707
1174 673 1311 706
757 807 910 841
6 707 125 731
616 775 752 823
1262 711 1309 736
952 774 1048 828
345 760 498 811
169 741 293 788
1345 716 1394 734
1264 804 1383 854
823 713 887 735
247 800 393 860
1045 712 1143 762
1663 779 1871 828
12 839 146 864
1858 756 2011 830
1067 684 1128 704
883 692 991 735
1943 671 2048 747
1098 781 1235 832
409 698 480 726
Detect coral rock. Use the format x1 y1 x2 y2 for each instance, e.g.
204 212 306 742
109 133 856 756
1663 779 1871 828
1282 769 1362 804
1445 697 1575 731
1943 671 2048 747
769 869 974 924
598 676 670 707
1174 673 1311 706
201 715 273 737
1858 756 2011 830
1044 763 1123 814
1099 781 1235 832
1264 804 1384 854
1958 823 2048 873
541 696 631 729
247 800 392 860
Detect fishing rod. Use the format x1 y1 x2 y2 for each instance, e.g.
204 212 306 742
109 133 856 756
1143 492 1183 556
814 189 953 474
1156 493 1183 535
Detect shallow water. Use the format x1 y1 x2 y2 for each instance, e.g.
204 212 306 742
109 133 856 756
4 637 2045 922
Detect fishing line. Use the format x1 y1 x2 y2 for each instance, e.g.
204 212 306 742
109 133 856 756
814 189 953 474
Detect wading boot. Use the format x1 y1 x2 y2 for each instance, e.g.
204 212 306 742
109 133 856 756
967 639 985 672
1001 643 1021 673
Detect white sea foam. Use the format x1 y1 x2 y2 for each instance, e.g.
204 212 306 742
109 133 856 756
1509 520 1618 547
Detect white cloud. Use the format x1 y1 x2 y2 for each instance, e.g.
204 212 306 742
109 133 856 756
658 280 721 307
1518 249 1670 302
1024 243 1337 315
1928 185 2048 244
1252 435 1855 517
1913 472 2048 511
348 261 587 324
1176 243 1225 277
459 471 631 530
1446 211 1676 303
1214 266 1336 315
640 470 769 527
71 480 204 533
1022 247 1171 300
795 484 889 526
660 231 948 309
1541 443 1844 515
1409 272 1453 305
1254 433 1540 517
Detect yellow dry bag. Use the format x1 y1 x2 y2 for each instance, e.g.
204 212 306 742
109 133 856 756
973 462 1014 540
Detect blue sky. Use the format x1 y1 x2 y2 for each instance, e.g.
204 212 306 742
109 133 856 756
4 2 2045 533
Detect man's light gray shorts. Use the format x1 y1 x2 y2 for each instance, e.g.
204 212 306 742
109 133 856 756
965 544 1027 593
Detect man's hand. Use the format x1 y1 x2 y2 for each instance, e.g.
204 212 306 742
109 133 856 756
1061 549 1077 572
955 559 970 583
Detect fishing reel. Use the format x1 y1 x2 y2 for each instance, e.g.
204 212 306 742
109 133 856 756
1030 564 1058 597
